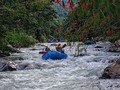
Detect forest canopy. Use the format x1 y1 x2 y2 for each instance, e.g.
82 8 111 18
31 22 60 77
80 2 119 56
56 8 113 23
0 0 58 47
0 0 120 49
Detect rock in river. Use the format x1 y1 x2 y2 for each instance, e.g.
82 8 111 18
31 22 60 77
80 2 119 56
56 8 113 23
101 59 120 79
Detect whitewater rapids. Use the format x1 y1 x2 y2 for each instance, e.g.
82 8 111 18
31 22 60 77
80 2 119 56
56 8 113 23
0 42 120 90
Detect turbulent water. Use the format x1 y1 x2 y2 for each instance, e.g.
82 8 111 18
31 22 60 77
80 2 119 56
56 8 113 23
0 42 120 90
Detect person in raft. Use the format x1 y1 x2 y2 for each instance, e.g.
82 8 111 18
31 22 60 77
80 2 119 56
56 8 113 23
56 44 67 53
45 46 50 52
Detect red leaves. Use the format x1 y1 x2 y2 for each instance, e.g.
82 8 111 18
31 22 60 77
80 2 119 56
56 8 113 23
54 0 61 4
107 15 110 19
68 3 75 9
86 2 92 5
54 1 93 10
68 0 75 9
55 28 61 31
106 29 112 35
54 0 76 9
81 3 86 9
81 2 92 9
80 37 85 41
72 22 77 26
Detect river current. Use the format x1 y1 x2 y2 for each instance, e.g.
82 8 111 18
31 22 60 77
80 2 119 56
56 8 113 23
0 42 120 90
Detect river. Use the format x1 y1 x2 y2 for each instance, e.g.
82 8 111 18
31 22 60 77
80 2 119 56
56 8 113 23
0 42 120 90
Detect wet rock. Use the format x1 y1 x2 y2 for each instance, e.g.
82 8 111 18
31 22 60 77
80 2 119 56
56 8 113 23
7 44 21 53
0 61 42 71
0 61 16 71
24 63 41 70
101 59 120 79
0 51 10 57
16 63 29 70
109 47 120 52
115 40 120 47
108 59 116 63
109 40 120 52
94 46 103 48
17 62 42 70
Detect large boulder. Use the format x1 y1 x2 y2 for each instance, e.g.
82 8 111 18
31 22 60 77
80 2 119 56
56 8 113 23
109 40 120 52
0 61 42 72
101 59 120 79
0 61 16 71
17 62 42 70
7 44 21 53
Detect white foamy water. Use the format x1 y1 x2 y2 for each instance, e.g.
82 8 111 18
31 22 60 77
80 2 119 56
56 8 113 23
0 42 120 90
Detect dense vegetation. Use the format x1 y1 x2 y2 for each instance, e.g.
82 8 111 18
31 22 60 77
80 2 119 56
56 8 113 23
0 0 120 54
0 0 58 48
60 0 120 41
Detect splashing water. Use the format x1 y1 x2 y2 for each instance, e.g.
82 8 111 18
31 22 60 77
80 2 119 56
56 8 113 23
0 42 120 90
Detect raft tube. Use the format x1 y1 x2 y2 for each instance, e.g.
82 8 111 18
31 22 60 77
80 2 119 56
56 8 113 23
42 51 68 60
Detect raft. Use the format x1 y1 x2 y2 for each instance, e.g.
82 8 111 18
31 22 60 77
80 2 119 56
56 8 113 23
42 51 68 60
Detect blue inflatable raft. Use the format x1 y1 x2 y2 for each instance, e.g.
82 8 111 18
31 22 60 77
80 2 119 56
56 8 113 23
42 51 68 60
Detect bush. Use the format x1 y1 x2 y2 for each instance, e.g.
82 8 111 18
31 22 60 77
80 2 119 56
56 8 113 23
106 31 120 42
6 32 36 47
0 39 7 52
40 35 47 42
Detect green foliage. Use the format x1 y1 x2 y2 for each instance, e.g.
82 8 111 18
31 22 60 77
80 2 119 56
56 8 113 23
6 32 36 47
40 35 47 42
107 31 120 42
106 36 118 43
0 0 57 42
61 0 120 41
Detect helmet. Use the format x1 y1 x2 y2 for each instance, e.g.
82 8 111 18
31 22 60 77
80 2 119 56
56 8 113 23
58 43 61 46
45 46 48 48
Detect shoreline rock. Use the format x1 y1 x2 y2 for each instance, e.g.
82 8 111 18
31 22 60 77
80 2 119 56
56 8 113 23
0 51 10 57
109 40 120 52
101 59 120 79
0 44 22 57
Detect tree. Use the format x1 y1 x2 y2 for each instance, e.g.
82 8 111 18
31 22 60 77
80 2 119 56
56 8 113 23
60 0 120 41
0 0 57 42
